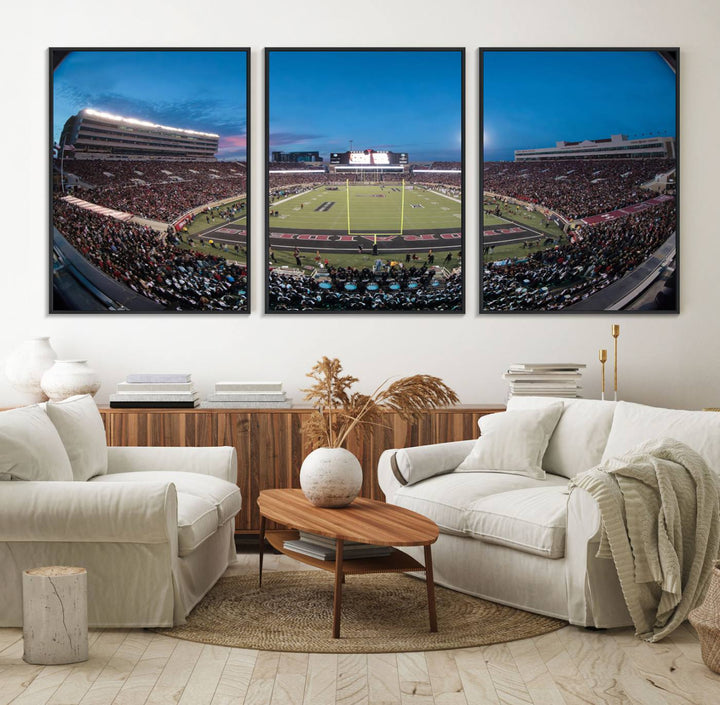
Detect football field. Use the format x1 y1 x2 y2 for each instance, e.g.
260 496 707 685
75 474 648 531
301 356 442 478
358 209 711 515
269 183 461 234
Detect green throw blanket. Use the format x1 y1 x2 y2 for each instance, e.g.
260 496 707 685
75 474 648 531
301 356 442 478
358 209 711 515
570 438 720 642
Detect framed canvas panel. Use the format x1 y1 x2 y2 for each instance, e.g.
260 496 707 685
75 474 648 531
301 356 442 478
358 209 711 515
265 48 465 314
481 49 679 313
50 48 250 313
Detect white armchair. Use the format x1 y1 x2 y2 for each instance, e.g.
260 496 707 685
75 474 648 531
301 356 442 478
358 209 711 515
0 398 241 628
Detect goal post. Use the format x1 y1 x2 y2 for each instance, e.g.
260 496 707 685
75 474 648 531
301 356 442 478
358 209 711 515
346 179 351 236
345 175 407 237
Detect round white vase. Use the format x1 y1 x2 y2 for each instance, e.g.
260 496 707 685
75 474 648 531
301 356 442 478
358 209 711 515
4 337 58 402
40 360 101 402
299 447 363 508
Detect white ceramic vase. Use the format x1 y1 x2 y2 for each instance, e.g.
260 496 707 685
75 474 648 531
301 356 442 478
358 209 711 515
4 337 58 402
299 447 363 508
40 360 101 402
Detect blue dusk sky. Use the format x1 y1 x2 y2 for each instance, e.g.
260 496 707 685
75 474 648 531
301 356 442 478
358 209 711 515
483 50 677 161
53 50 248 160
268 50 463 162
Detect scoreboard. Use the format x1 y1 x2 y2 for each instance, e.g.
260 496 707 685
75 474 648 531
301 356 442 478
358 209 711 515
330 149 409 165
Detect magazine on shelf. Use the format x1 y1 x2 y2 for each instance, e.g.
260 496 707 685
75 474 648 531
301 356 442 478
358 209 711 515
508 391 581 397
503 370 582 381
117 382 195 392
214 381 283 392
298 531 364 548
110 392 199 402
200 400 293 409
507 363 586 371
283 538 393 561
207 392 287 402
126 373 192 383
109 400 200 408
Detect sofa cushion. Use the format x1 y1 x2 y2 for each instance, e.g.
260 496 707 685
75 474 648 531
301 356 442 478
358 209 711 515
456 404 563 479
0 405 73 481
45 395 108 481
176 492 220 556
393 471 568 536
601 402 720 476
392 440 476 486
508 396 616 478
91 471 241 525
466 486 570 558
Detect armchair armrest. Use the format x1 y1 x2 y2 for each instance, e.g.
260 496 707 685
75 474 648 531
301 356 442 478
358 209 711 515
0 481 177 544
378 440 475 500
107 446 237 483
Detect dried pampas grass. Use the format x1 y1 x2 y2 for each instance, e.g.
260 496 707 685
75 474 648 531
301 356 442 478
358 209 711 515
302 356 458 450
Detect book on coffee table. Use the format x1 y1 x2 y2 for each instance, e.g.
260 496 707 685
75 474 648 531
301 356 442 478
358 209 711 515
282 538 393 561
298 531 365 548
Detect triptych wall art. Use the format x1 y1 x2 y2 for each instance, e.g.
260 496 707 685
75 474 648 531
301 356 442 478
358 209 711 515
482 49 678 313
49 47 678 315
50 48 250 313
265 48 464 314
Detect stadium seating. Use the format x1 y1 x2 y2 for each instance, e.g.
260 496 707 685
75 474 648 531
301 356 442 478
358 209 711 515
58 159 247 223
53 198 247 311
483 158 674 221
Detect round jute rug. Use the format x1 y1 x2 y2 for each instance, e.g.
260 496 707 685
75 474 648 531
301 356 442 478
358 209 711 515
155 571 565 653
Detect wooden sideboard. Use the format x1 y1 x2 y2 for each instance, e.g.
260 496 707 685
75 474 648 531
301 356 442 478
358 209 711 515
99 405 504 533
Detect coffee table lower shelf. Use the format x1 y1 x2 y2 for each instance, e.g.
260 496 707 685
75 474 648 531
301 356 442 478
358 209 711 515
265 530 425 574
260 529 437 638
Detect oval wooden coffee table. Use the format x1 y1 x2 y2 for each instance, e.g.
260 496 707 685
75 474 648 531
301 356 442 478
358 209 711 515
257 488 439 639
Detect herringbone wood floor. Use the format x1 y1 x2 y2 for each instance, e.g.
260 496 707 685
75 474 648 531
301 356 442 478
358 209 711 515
1 553 718 705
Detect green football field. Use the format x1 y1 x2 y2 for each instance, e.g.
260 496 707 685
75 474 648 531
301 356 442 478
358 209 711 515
483 212 508 226
269 184 461 233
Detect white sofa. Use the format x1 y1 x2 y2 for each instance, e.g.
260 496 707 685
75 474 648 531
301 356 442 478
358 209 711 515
0 395 241 628
378 397 720 628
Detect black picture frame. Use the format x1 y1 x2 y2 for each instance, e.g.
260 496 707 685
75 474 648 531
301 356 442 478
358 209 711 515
480 48 679 314
265 47 465 314
50 47 250 314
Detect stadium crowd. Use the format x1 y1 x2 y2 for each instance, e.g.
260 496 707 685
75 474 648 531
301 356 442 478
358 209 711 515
60 159 247 223
483 158 674 220
482 201 676 311
53 198 247 311
61 159 246 188
413 162 462 187
268 172 331 189
268 264 462 311
267 161 463 191
414 174 461 188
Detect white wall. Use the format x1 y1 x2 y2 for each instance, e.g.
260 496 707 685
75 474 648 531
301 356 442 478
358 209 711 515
1 0 718 410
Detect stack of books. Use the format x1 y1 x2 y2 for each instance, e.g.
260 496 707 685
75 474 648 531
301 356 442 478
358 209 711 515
109 373 199 408
283 531 393 561
502 363 585 399
200 381 292 408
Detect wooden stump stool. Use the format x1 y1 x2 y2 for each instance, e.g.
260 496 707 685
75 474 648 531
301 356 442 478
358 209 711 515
22 566 88 665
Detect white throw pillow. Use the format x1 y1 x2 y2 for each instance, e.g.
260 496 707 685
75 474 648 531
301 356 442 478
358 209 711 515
601 401 720 477
456 404 564 479
0 405 73 481
508 396 616 478
45 395 108 481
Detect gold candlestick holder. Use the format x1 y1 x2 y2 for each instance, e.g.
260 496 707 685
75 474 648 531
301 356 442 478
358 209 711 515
599 349 607 401
611 324 620 401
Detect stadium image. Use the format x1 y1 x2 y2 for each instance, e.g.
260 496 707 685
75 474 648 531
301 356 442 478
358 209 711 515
482 49 678 313
266 49 464 313
51 50 249 313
